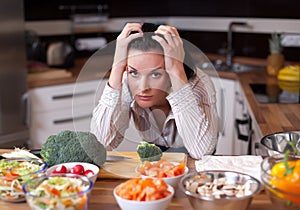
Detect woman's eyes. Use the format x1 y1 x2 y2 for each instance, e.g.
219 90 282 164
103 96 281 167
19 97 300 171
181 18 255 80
151 72 162 78
128 70 163 78
129 70 138 77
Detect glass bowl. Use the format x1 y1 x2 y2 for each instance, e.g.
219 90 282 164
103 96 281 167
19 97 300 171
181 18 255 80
261 154 300 209
22 173 92 210
0 158 47 202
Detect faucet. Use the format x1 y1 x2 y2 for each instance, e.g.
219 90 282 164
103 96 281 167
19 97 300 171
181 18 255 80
226 22 249 68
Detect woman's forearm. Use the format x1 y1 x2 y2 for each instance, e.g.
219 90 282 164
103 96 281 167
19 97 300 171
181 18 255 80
90 84 130 149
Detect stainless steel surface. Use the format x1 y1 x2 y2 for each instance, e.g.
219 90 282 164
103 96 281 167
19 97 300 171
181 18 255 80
201 60 264 73
260 131 300 156
106 155 132 162
226 22 249 67
179 171 261 210
214 61 264 73
0 0 29 148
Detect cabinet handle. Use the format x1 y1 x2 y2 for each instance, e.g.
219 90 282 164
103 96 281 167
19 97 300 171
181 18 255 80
52 91 94 100
21 92 30 126
235 117 251 141
53 114 92 124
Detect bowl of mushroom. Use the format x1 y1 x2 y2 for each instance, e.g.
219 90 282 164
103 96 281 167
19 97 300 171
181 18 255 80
179 171 262 210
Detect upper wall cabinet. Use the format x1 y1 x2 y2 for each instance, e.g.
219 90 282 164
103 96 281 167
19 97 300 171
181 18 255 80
24 0 109 21
24 0 300 21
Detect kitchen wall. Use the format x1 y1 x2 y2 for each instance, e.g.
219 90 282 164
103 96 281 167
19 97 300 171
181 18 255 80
24 0 300 61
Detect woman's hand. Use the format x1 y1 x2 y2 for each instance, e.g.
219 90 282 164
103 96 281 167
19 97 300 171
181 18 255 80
152 25 188 91
109 23 143 89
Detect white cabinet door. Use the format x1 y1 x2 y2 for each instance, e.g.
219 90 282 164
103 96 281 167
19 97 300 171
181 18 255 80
29 79 108 149
210 77 236 155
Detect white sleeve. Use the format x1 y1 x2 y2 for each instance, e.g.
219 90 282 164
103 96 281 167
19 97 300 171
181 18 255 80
166 73 219 159
90 82 132 149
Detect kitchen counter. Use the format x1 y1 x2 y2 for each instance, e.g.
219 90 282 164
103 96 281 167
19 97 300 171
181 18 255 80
238 69 300 136
0 154 273 210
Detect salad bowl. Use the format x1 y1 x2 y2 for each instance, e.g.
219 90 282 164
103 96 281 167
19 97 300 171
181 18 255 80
23 173 92 210
0 158 47 202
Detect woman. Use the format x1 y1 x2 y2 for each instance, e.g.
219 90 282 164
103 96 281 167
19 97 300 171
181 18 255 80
90 23 219 159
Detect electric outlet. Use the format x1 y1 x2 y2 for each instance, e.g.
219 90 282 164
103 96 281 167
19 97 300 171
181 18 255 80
281 34 300 47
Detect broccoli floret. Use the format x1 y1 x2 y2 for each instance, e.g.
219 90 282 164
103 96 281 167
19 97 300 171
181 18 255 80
137 141 162 162
40 130 106 167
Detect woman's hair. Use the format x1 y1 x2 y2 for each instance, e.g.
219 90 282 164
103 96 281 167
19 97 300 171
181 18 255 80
127 23 196 79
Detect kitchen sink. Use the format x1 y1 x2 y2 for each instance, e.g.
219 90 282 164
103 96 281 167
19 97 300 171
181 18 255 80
200 60 264 73
214 61 264 73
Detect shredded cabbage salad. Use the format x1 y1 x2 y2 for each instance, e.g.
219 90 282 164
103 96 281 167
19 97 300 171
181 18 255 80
0 159 43 201
27 176 90 210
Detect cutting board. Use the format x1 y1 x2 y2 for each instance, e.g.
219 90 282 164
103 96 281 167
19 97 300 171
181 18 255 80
99 151 187 179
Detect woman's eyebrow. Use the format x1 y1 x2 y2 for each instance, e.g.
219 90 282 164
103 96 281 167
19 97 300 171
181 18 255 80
128 65 163 71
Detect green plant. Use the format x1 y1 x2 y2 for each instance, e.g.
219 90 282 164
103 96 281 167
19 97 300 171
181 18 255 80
269 33 283 54
40 130 107 167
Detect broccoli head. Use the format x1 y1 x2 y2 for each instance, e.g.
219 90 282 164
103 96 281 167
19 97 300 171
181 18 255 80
137 141 162 162
40 130 107 167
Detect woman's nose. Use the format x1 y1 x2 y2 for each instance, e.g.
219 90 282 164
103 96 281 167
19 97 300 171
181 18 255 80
139 77 151 91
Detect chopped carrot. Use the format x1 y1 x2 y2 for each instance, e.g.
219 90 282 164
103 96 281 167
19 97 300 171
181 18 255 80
116 178 171 201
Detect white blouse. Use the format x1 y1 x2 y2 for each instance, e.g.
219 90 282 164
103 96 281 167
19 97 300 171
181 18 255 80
90 69 219 159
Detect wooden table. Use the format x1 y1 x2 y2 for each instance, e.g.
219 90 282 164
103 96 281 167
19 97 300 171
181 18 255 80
0 154 274 210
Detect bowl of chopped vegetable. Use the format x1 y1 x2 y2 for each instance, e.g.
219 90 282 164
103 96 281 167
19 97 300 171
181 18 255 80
179 170 261 210
137 159 188 189
23 173 92 210
0 158 47 202
46 162 99 184
261 154 300 209
113 178 174 210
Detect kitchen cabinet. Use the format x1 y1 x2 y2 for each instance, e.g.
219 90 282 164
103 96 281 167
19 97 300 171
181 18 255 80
28 79 107 149
210 77 236 155
211 76 261 155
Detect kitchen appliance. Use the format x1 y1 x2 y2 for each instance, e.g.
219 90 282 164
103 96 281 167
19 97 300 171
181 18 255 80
0 0 29 148
46 42 74 68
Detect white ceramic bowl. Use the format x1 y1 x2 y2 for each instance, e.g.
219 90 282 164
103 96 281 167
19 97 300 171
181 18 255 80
46 162 99 184
137 161 189 189
113 182 174 210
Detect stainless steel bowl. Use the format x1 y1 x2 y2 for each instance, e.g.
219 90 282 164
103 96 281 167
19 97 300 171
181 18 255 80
260 131 300 156
179 171 261 210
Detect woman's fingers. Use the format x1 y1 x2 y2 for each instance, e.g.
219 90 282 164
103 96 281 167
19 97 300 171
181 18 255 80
118 23 143 39
155 25 180 36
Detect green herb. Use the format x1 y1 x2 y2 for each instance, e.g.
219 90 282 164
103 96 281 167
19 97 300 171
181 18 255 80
284 150 295 176
283 140 299 176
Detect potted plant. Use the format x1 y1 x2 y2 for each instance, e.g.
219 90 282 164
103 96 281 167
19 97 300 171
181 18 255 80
266 33 285 76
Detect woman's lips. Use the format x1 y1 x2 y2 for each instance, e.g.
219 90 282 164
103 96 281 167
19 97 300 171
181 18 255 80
136 95 152 101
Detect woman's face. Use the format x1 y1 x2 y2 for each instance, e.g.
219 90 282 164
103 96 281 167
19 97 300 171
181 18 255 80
127 49 171 109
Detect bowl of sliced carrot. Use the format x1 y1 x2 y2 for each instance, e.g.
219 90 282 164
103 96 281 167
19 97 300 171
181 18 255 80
137 159 188 188
113 178 174 210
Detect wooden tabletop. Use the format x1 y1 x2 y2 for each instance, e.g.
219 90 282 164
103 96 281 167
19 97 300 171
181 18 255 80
0 154 274 210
